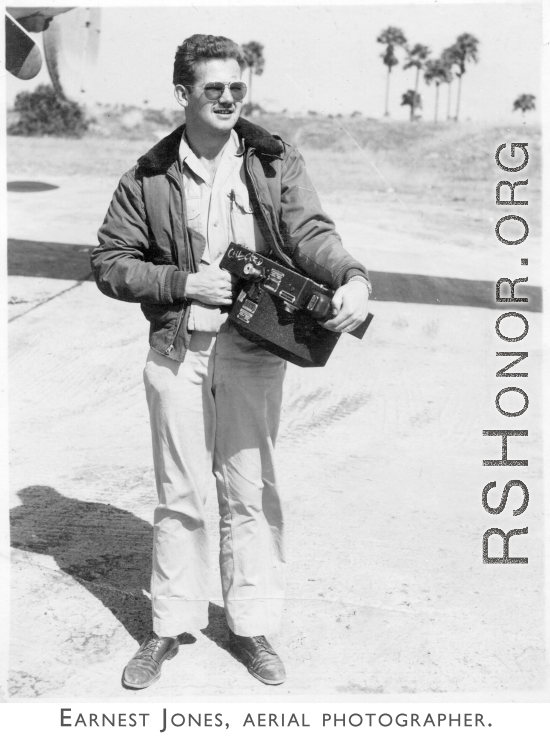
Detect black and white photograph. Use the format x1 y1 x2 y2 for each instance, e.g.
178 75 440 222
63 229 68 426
1 0 548 730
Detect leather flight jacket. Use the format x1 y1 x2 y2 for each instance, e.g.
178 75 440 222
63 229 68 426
92 118 370 363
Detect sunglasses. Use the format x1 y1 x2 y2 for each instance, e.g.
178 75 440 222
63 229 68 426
187 81 248 102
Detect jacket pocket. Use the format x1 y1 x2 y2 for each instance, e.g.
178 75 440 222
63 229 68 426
141 302 180 331
185 196 201 224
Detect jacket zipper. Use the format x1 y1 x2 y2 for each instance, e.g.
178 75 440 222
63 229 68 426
165 168 190 356
245 150 295 270
166 169 186 270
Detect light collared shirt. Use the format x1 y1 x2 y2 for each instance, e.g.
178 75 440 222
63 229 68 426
179 128 266 332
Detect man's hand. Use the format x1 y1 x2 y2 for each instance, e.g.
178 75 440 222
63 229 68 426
322 280 370 333
184 256 236 306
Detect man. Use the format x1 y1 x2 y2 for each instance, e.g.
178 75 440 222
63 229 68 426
91 34 370 689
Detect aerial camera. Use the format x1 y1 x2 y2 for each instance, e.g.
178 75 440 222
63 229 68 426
220 243 374 367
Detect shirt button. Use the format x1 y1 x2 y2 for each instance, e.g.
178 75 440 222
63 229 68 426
213 222 218 227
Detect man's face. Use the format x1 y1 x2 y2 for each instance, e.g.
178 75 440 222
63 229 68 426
177 58 244 137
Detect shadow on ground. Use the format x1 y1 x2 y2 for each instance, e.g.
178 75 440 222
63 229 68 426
7 181 59 192
7 239 542 311
11 487 239 657
11 486 154 643
8 239 94 281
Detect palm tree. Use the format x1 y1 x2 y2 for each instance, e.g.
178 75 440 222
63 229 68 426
377 26 407 117
401 89 422 119
403 43 430 121
450 33 480 121
424 57 453 122
241 41 265 109
513 93 536 114
441 46 457 120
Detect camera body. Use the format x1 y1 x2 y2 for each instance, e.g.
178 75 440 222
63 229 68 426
220 243 373 367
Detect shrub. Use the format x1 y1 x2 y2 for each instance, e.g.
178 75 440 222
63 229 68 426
242 102 265 116
8 84 88 138
143 107 174 127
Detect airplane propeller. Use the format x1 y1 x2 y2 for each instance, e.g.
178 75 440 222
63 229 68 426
5 7 101 101
43 8 101 100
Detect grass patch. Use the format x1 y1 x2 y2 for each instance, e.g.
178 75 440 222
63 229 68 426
7 116 541 227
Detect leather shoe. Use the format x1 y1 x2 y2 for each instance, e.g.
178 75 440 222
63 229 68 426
122 632 179 689
228 630 286 685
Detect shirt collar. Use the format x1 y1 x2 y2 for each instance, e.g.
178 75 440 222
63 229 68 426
233 129 245 156
179 128 244 174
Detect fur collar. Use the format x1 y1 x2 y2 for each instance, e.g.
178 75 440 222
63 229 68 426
137 118 284 176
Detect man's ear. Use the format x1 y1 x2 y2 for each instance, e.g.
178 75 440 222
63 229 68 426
174 84 189 109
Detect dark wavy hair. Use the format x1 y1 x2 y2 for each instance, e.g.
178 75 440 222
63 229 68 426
173 34 246 87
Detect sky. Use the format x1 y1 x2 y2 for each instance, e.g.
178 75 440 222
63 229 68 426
5 1 543 123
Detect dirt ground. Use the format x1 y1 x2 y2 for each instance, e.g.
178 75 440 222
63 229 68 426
5 136 546 701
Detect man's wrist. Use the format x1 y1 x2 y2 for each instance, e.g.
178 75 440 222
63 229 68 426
345 274 372 294
183 272 199 299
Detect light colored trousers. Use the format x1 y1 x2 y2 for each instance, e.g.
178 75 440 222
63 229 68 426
143 323 286 637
